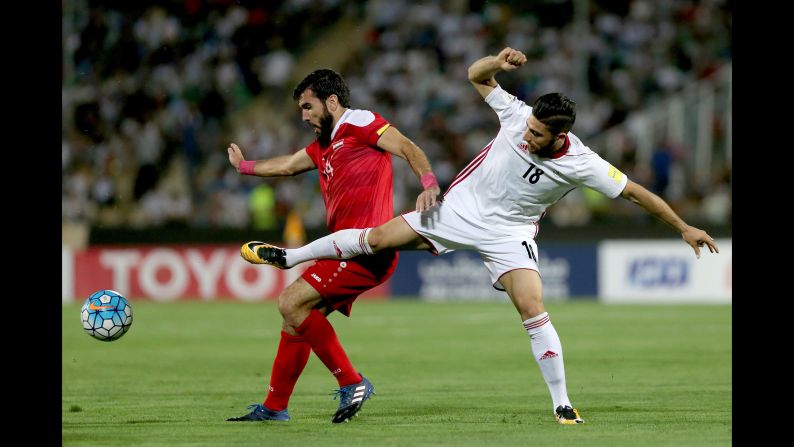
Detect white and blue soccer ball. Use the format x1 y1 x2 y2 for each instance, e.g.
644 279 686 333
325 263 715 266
80 290 133 341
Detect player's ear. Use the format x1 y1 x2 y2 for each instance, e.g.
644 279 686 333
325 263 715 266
326 94 339 112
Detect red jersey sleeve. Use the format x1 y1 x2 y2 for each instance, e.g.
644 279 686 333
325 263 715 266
304 141 321 166
363 112 391 147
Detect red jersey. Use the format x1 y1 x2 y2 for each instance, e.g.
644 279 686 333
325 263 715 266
305 109 394 232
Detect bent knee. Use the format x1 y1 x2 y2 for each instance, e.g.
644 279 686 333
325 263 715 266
277 289 318 323
277 296 298 318
367 227 388 252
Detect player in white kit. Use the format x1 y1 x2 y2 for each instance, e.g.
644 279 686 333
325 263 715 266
241 47 720 425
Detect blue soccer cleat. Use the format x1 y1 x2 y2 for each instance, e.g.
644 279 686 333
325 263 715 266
226 404 290 422
330 374 375 423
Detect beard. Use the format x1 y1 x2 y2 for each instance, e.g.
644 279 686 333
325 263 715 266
316 108 335 147
534 139 559 158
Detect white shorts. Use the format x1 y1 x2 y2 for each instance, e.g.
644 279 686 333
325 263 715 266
400 206 541 291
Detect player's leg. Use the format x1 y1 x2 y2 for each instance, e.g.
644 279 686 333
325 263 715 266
241 215 429 267
277 277 363 389
298 257 396 422
287 216 427 264
367 214 431 251
270 278 334 411
499 269 583 424
228 279 321 422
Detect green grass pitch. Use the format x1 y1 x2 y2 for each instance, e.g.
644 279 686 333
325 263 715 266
62 299 731 446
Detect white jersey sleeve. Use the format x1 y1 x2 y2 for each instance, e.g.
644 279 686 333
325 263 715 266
484 84 532 131
574 150 629 198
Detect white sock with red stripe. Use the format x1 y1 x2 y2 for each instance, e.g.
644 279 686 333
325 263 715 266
523 312 572 411
285 229 373 267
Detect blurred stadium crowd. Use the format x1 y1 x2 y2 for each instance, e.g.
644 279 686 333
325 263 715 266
62 0 731 233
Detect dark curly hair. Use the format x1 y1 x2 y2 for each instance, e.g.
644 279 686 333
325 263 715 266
293 69 351 107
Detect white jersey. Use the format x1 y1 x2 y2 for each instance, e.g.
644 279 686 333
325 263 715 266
401 84 629 289
441 84 628 242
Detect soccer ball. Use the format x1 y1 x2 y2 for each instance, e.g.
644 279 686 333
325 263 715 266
80 290 133 341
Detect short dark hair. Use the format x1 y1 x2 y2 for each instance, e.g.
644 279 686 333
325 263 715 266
293 69 351 108
531 93 576 135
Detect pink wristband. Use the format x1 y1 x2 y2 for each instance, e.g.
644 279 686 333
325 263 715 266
239 160 256 175
420 172 438 189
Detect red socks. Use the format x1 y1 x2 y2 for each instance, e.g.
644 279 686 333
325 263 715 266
263 331 311 411
296 310 362 387
262 310 362 411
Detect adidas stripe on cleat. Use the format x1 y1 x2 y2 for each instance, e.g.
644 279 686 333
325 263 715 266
555 405 584 425
240 241 288 268
330 375 375 423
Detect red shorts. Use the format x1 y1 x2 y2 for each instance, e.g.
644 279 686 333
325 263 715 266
301 251 398 317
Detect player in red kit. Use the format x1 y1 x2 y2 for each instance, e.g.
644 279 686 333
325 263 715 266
226 69 441 423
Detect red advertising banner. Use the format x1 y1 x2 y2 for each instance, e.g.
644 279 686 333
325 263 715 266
62 245 390 302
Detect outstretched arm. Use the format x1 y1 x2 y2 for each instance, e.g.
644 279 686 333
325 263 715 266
620 180 719 258
467 47 528 99
377 126 442 212
227 143 316 177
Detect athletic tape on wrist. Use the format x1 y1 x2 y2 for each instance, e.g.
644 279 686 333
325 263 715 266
239 160 256 175
420 172 438 189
